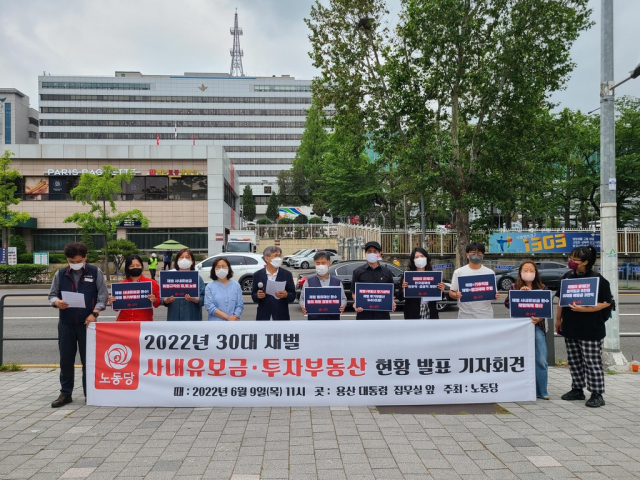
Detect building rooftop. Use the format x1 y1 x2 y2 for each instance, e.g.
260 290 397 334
0 88 27 98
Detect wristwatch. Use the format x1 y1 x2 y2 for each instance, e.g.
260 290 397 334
90 311 99 318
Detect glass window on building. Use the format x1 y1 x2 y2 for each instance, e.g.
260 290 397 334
168 177 192 200
192 176 207 200
145 176 168 200
122 176 145 200
4 103 11 144
126 228 207 251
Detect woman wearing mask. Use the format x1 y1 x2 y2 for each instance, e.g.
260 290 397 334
204 257 244 321
398 248 445 320
109 254 161 321
555 246 611 408
162 248 205 321
504 261 550 400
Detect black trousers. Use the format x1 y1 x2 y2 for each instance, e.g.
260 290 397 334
58 322 87 397
163 262 171 270
149 269 156 280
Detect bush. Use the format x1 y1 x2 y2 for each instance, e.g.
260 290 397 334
278 217 295 224
308 216 324 224
295 214 309 224
18 253 33 264
0 264 49 284
80 233 100 263
257 218 273 225
9 235 28 256
49 253 68 264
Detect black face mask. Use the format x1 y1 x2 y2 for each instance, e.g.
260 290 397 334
128 268 143 277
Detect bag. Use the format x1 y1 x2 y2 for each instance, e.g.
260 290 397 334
597 273 615 322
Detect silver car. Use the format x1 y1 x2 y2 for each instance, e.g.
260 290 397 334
290 250 342 269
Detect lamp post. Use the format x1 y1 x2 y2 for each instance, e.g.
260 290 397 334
600 0 640 371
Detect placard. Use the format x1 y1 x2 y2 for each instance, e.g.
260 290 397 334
111 282 153 310
508 290 553 318
459 274 497 303
404 271 443 300
354 283 394 312
489 232 600 253
159 271 200 299
304 286 342 315
33 252 49 265
7 247 17 266
558 277 599 307
86 319 536 407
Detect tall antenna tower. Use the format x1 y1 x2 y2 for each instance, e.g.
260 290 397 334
229 9 244 77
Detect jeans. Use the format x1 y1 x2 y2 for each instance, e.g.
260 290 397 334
535 326 549 398
58 322 87 397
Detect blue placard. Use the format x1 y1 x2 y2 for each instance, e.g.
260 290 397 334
304 286 342 315
432 263 452 269
0 247 6 265
111 282 153 310
459 274 497 303
404 271 442 300
159 271 200 298
489 232 600 253
509 290 553 318
354 282 394 312
558 277 599 307
494 265 516 270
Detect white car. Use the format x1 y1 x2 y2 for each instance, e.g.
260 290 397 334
290 250 343 269
195 252 266 292
283 249 311 266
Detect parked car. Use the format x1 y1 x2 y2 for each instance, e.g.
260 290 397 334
283 249 312 266
494 261 569 290
195 252 266 292
294 260 453 311
290 250 343 269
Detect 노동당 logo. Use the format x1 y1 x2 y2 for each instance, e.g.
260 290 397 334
105 344 132 369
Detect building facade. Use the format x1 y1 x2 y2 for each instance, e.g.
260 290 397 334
0 89 38 146
37 72 314 216
8 145 239 256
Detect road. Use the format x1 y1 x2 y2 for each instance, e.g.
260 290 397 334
1 269 639 366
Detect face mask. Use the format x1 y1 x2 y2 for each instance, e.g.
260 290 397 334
128 268 143 277
270 257 283 268
177 259 192 269
215 268 229 279
366 253 380 263
315 265 329 276
568 260 580 270
521 272 535 282
69 263 84 271
468 254 483 265
414 257 427 268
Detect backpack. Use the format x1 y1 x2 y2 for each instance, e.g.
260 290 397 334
597 273 616 322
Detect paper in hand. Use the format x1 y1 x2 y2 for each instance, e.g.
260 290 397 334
61 291 87 309
265 280 287 297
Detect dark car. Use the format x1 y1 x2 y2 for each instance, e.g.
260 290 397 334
295 260 453 311
495 261 570 290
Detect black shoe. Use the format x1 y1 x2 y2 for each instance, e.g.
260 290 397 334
585 393 605 408
561 388 585 401
51 395 72 408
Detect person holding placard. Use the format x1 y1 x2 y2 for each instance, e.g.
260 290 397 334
162 248 205 321
251 246 295 321
351 241 396 320
109 254 161 321
554 246 611 408
398 248 445 320
300 251 347 320
503 261 550 400
204 257 244 321
449 242 500 319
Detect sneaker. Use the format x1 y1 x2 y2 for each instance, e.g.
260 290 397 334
537 395 550 400
561 388 585 401
585 393 605 408
51 395 73 408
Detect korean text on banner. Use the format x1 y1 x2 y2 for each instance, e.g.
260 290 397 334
404 271 443 300
459 274 497 303
508 290 553 318
111 282 153 310
354 283 394 311
159 271 199 299
558 278 599 307
304 287 342 315
86 319 536 407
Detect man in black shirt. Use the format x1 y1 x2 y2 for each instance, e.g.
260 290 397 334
351 241 397 320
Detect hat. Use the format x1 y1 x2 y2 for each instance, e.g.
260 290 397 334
151 253 157 257
363 241 382 252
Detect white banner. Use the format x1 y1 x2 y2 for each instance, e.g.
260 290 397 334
86 319 535 407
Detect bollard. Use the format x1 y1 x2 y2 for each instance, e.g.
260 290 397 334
546 319 555 367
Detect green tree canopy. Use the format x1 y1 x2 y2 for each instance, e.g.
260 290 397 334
265 193 279 221
0 150 30 246
241 185 256 222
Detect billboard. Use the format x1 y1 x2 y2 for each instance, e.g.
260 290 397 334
489 232 600 254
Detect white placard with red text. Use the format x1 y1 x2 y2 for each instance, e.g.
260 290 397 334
86 319 535 407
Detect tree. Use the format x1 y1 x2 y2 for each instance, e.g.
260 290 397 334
0 150 30 247
308 216 324 224
241 185 256 221
307 0 592 265
64 165 149 279
80 232 100 263
296 214 309 224
105 239 139 274
9 234 27 256
265 193 279 222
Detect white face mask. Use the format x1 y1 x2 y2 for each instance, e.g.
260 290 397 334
215 268 229 279
270 257 283 268
177 258 192 269
366 253 380 264
69 263 84 271
414 257 427 268
315 265 329 276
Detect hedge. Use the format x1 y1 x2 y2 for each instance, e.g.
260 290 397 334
0 265 50 284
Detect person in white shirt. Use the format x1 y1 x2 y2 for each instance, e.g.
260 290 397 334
449 242 500 319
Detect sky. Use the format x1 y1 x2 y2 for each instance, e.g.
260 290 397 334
1 0 639 113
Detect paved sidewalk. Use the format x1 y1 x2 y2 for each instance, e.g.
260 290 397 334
0 368 639 480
